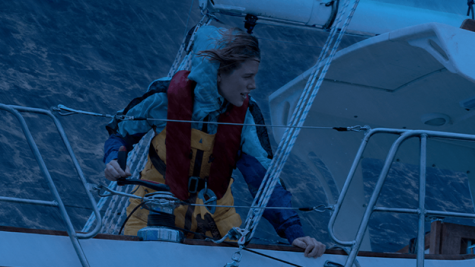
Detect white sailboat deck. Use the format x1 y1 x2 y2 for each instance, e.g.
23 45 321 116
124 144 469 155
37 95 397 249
2 226 475 266
2 1 475 266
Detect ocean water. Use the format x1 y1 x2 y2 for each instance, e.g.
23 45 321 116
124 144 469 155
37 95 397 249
1 0 473 253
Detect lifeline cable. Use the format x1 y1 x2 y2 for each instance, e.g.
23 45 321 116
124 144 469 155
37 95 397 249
181 202 333 212
97 185 333 212
94 184 333 235
53 104 369 132
237 0 362 263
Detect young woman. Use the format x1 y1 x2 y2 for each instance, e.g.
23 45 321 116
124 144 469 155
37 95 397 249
103 25 325 258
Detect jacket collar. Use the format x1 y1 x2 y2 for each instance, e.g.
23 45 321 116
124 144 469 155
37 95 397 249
187 25 226 115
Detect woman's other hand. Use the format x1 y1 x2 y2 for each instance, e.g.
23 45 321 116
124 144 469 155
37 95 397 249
292 236 326 258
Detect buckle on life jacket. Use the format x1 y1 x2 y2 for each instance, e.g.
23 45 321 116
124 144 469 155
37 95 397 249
198 185 217 214
188 176 204 194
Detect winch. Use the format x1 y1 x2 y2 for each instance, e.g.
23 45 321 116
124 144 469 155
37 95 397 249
94 175 185 243
136 190 184 243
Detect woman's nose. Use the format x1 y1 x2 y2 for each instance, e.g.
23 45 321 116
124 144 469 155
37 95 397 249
248 79 256 90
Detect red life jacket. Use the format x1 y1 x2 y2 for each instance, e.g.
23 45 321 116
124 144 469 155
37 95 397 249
165 70 249 200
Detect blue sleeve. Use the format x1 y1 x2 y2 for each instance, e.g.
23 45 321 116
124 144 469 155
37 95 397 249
118 93 168 137
104 92 169 165
237 152 305 244
240 110 272 169
103 132 146 164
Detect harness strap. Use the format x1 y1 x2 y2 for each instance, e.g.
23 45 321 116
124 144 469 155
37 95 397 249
184 194 198 231
192 150 205 177
202 115 209 133
196 213 222 239
148 142 167 176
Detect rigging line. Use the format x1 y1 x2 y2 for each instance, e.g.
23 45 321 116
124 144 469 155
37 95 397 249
243 0 352 220
243 0 361 240
244 0 344 229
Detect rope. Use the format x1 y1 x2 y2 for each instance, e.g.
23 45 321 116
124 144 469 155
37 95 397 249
239 0 361 253
102 181 129 233
108 184 134 234
119 201 146 235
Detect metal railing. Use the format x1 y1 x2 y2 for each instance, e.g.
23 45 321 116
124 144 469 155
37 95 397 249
328 128 475 267
0 104 102 267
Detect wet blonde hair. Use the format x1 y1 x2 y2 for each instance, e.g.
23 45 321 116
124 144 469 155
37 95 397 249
197 27 260 75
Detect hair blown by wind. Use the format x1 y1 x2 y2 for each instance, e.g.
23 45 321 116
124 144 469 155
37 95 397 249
196 27 260 74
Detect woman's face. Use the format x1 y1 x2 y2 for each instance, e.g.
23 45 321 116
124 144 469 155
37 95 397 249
217 58 260 107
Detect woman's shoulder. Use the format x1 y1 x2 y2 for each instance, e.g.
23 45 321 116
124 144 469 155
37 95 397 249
123 79 171 115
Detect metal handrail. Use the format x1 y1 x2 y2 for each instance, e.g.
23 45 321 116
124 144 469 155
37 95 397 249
0 104 103 267
328 128 406 246
328 128 475 267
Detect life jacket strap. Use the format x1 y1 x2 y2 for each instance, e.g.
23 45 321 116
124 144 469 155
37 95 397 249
164 70 248 200
188 176 206 194
148 140 167 176
165 71 196 200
